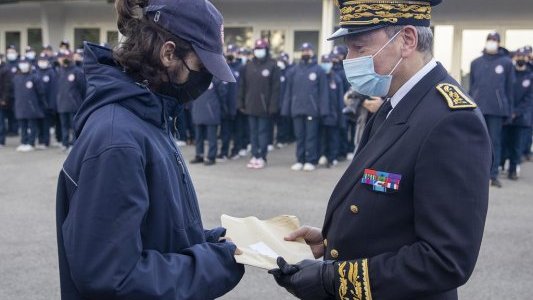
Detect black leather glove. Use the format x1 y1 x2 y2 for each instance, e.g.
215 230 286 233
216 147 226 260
268 257 335 300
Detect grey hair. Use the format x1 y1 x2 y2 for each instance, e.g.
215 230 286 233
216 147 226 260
384 26 434 57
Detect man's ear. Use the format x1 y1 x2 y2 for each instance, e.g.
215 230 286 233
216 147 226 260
400 26 418 58
160 41 176 67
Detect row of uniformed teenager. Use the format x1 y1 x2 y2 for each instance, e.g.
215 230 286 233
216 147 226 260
0 41 86 152
470 33 533 186
189 37 374 170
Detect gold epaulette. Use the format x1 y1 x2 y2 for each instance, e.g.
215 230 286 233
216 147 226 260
436 83 477 110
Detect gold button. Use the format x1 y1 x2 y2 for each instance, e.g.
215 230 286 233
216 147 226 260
330 249 339 259
350 205 359 214
323 239 328 247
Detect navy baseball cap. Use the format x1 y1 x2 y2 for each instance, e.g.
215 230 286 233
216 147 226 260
143 0 235 82
328 0 442 40
300 43 314 51
487 32 501 42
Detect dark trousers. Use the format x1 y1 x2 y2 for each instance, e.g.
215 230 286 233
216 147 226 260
19 119 38 146
248 116 270 160
195 124 218 161
220 118 235 157
293 116 320 164
321 125 340 162
523 127 532 156
59 112 75 147
7 108 18 135
37 113 54 146
484 115 504 179
231 112 248 154
276 115 294 144
502 125 526 174
54 113 62 143
267 114 276 146
183 108 195 141
0 108 6 145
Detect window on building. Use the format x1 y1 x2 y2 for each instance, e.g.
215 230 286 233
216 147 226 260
27 28 43 52
5 31 21 52
224 27 253 49
293 30 319 59
74 28 100 49
106 31 119 49
505 30 533 51
261 30 286 57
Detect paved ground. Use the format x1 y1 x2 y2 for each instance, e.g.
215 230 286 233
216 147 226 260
0 136 532 300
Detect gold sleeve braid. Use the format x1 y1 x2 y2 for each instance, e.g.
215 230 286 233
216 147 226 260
335 259 373 300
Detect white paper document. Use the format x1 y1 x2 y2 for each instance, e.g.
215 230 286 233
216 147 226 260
221 215 315 270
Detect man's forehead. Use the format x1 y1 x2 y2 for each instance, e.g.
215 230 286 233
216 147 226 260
345 29 386 44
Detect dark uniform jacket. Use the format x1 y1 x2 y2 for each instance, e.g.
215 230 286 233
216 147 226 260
56 43 244 300
0 63 14 109
470 48 515 117
191 79 227 126
13 72 45 119
322 63 491 300
323 71 346 128
510 67 533 127
36 67 58 112
225 60 241 119
56 64 86 114
238 56 281 117
282 60 330 118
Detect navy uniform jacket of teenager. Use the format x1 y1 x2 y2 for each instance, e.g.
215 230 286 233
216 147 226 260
13 72 45 119
322 63 492 300
322 71 346 128
36 67 58 112
56 43 244 300
511 66 533 127
281 59 330 118
56 64 86 114
192 79 228 125
470 48 515 117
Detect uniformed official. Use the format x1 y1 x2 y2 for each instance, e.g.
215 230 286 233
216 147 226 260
269 1 492 299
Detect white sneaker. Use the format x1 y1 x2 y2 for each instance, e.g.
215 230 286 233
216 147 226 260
35 144 48 150
246 144 252 152
291 163 304 171
318 156 328 166
267 145 274 152
517 165 521 177
20 145 35 152
347 153 355 160
253 158 266 169
303 163 316 172
239 149 248 157
16 145 25 152
330 160 339 167
276 143 287 149
176 140 187 147
247 157 257 168
216 156 228 163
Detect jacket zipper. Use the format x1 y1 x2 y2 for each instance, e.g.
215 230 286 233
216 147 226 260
206 102 215 120
260 94 268 113
495 89 504 111
310 95 319 114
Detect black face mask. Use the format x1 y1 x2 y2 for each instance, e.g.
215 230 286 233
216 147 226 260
516 60 527 67
301 55 311 62
226 55 235 62
159 59 213 104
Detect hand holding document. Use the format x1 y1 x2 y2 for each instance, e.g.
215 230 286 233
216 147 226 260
221 215 315 270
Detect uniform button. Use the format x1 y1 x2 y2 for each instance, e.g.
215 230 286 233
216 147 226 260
350 205 359 214
330 249 339 259
323 239 328 247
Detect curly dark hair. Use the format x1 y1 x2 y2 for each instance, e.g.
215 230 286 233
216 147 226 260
113 0 193 87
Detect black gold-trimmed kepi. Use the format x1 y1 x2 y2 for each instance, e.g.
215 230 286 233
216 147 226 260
328 0 443 40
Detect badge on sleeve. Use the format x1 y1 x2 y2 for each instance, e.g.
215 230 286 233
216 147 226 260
362 169 401 193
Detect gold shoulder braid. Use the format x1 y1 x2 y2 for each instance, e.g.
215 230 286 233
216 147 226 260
338 1 431 26
436 83 477 110
336 259 373 300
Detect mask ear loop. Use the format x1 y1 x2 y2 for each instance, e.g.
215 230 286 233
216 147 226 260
388 57 403 76
372 29 403 59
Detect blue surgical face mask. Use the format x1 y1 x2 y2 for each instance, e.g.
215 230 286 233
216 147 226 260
343 30 403 97
254 49 267 59
320 62 333 73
